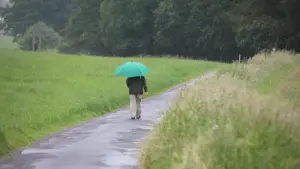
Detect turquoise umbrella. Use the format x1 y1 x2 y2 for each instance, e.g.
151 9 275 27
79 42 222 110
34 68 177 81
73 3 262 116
114 61 150 77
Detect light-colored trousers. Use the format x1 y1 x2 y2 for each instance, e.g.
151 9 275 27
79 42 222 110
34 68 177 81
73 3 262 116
129 94 142 117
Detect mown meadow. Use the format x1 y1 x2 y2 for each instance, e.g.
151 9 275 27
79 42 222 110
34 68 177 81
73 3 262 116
0 36 19 49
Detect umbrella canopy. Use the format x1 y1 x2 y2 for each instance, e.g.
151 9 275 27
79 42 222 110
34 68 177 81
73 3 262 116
114 61 150 77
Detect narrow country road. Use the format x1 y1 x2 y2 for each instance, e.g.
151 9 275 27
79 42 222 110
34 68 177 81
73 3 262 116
0 72 214 169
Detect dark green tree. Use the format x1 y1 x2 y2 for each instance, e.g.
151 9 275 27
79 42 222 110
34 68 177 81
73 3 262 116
3 0 300 61
61 0 103 54
1 0 74 36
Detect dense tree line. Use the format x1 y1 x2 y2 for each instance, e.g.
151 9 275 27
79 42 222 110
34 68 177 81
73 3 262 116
1 0 300 62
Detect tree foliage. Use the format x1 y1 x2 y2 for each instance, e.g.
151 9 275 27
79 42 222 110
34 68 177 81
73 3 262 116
17 22 62 51
1 0 300 61
0 0 74 36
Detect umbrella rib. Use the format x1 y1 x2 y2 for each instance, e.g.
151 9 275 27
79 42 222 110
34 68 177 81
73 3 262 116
115 62 127 76
136 63 143 77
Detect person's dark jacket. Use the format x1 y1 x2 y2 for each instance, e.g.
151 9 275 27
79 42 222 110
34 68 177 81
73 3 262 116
126 76 148 95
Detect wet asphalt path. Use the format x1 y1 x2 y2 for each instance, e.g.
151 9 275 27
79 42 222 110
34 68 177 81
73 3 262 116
0 72 214 169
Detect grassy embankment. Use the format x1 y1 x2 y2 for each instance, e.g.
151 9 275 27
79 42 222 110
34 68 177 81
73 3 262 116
0 48 224 156
141 51 300 169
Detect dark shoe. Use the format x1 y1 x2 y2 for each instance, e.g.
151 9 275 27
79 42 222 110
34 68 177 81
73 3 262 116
136 116 141 119
131 117 136 120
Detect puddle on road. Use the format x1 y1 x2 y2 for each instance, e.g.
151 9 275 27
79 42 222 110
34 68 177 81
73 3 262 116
101 151 137 167
21 148 58 155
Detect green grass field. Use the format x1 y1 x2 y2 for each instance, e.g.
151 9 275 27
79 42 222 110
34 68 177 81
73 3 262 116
0 35 20 49
141 51 300 169
0 48 224 156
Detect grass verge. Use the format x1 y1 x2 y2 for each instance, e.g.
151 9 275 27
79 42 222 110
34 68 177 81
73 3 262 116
0 48 224 156
141 51 300 169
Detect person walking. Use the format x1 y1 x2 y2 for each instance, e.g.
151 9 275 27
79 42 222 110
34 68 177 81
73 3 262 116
126 76 148 119
114 61 150 119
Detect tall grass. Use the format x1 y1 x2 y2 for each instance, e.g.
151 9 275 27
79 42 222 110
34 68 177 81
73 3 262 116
141 51 300 169
0 49 223 156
